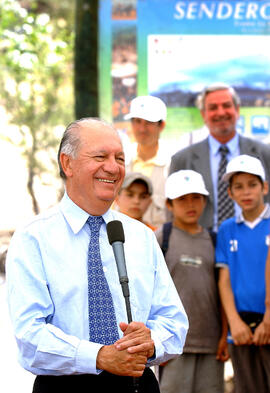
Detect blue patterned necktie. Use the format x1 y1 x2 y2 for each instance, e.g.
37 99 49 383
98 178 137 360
217 145 235 227
87 216 119 345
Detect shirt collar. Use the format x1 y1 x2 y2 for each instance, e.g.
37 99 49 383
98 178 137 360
236 203 270 224
59 192 113 234
208 132 239 156
131 142 168 167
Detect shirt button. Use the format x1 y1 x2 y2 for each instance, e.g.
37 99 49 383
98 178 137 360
103 266 107 273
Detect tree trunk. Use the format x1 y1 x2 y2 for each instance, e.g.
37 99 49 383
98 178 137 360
75 0 98 119
27 167 40 215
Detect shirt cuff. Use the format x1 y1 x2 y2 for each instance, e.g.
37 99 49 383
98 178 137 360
75 339 103 374
147 330 163 366
216 262 228 268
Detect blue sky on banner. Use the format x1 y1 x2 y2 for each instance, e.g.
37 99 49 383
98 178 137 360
138 0 270 102
138 1 270 34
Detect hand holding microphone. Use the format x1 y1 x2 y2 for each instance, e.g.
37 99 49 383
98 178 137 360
106 221 155 354
116 321 155 360
106 221 155 391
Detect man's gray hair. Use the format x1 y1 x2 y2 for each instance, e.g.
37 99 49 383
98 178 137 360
196 82 241 111
57 117 117 180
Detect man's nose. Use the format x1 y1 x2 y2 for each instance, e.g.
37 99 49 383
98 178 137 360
216 105 226 116
103 157 119 173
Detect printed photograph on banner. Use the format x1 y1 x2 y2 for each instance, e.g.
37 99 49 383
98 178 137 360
111 21 137 126
112 0 137 20
251 116 270 137
147 34 270 108
99 0 270 139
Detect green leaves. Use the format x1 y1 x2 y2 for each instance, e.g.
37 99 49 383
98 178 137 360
0 0 74 214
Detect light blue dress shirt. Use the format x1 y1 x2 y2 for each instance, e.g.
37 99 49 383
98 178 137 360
208 133 241 231
6 193 188 376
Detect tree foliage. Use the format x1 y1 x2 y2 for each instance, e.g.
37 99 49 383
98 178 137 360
0 0 74 214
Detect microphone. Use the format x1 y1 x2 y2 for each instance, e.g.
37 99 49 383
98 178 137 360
106 220 132 321
107 220 140 392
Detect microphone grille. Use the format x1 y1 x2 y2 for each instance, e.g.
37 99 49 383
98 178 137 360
106 220 125 244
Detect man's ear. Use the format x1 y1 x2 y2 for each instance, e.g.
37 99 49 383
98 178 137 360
200 109 206 122
60 153 73 178
235 105 240 120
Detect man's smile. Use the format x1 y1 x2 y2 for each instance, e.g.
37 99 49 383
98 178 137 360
98 178 115 183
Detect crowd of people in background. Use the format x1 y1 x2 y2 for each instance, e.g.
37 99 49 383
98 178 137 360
5 83 270 393
121 84 270 393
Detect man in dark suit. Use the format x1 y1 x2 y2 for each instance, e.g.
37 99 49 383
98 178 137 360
170 83 270 231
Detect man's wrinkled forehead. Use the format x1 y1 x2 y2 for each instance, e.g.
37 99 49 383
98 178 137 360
79 122 124 155
79 120 122 143
203 88 238 111
205 89 232 103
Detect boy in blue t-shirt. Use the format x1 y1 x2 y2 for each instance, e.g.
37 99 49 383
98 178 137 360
216 154 270 393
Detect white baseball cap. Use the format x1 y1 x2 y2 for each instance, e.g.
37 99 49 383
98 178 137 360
222 154 265 182
165 170 209 200
124 96 167 122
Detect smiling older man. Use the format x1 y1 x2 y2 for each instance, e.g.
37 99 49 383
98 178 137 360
170 83 270 232
6 118 188 393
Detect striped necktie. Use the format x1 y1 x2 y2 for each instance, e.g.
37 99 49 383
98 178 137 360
87 216 119 345
217 145 235 227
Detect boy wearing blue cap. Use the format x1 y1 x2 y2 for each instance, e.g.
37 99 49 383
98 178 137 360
216 154 270 393
156 169 228 393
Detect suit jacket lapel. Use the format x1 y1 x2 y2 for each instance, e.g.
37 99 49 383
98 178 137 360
239 135 258 155
192 139 214 202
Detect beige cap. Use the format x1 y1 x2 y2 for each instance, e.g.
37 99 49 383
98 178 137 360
121 172 153 195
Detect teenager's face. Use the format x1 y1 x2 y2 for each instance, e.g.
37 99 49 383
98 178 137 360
116 182 152 221
167 193 206 228
228 173 268 217
131 118 165 147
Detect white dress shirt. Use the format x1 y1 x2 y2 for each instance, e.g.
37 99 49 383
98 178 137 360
6 193 188 376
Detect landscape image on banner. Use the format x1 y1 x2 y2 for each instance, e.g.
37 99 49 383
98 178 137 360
148 34 270 108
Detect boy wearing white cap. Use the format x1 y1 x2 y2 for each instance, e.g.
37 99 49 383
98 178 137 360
216 154 270 393
125 96 169 227
156 170 229 393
